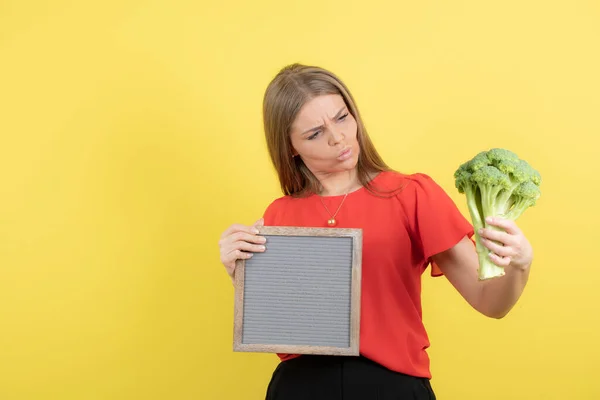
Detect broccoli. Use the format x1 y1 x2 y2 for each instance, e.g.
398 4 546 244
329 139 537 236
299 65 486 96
454 148 541 280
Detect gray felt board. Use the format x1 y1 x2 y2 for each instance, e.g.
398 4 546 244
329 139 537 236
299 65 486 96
241 235 353 347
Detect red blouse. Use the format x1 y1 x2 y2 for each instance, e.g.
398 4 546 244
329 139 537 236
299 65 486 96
262 171 474 378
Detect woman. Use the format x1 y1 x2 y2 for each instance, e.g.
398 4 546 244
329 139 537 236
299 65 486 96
218 64 533 399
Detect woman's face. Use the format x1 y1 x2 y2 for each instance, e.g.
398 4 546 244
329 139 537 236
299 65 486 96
289 94 360 177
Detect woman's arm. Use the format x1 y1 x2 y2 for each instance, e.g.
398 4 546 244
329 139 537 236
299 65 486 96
431 217 533 319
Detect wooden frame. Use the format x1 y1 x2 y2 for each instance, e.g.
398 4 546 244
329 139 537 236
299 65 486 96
233 226 362 356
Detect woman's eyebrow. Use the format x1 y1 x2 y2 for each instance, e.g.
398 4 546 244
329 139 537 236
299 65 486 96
300 107 347 136
331 107 347 120
301 124 324 136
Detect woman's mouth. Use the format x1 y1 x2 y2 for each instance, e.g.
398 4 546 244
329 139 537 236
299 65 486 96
337 148 352 161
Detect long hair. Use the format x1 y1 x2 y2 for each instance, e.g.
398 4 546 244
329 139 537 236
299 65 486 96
263 63 392 197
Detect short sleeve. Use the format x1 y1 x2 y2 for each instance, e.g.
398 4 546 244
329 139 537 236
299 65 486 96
401 173 474 277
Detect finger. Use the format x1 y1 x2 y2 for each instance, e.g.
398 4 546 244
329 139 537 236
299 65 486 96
231 240 267 254
253 218 265 228
479 228 514 246
222 249 255 269
222 231 266 246
480 237 515 258
488 252 511 267
485 217 521 235
220 240 266 263
221 223 260 239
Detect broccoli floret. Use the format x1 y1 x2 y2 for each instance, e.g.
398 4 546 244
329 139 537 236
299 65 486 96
454 148 542 280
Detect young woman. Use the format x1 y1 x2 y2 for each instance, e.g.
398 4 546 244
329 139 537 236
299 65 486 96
218 64 533 400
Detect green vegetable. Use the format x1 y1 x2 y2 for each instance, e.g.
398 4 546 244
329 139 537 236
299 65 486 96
454 148 541 280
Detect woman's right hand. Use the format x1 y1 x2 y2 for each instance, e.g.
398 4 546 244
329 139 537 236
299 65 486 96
218 218 266 282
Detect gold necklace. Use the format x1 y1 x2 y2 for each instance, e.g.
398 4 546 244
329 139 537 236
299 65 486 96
319 191 349 227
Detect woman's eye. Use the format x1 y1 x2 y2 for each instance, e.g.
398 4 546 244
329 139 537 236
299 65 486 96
338 113 348 121
308 131 320 140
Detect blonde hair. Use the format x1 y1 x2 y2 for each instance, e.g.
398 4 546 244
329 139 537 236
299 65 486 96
263 63 391 197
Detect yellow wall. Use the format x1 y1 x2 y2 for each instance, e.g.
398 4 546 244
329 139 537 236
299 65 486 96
1 1 599 399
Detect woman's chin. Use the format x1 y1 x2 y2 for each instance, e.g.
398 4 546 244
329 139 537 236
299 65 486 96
333 158 359 172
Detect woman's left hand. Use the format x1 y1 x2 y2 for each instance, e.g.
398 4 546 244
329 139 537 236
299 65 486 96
478 216 533 271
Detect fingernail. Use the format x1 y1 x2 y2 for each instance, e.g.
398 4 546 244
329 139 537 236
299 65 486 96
478 228 484 235
260 237 267 243
260 245 266 251
252 228 259 234
486 217 493 223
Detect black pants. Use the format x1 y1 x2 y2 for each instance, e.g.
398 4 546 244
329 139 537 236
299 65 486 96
265 355 436 400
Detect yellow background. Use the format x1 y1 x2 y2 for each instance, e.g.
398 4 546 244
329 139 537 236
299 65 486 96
1 0 599 399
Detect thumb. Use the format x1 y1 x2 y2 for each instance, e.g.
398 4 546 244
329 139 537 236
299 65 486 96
253 218 265 228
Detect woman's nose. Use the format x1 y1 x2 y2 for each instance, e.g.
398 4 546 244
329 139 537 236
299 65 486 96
329 128 344 145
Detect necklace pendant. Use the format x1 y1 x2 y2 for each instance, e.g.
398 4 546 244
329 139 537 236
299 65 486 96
327 218 337 227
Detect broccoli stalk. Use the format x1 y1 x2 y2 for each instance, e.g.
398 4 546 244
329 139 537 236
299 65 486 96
454 149 541 280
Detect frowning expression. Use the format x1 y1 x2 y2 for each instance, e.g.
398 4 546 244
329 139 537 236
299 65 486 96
289 94 360 176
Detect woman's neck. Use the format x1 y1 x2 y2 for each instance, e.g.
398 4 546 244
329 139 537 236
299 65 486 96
316 169 361 196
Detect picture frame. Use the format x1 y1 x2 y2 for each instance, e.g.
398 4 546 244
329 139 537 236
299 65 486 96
233 226 362 356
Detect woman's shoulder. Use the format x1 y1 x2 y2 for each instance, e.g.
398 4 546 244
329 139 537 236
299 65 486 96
263 194 289 213
372 170 456 212
372 170 437 191
262 191 311 221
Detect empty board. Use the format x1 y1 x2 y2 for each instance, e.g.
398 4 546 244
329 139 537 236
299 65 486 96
233 226 362 356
